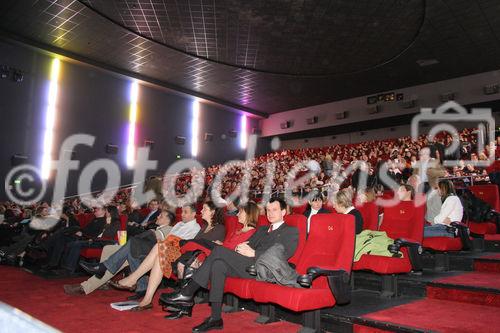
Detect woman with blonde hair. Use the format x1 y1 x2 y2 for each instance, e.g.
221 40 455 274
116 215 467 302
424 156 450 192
332 188 364 234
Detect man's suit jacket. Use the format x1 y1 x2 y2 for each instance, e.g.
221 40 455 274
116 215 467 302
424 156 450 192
248 223 299 261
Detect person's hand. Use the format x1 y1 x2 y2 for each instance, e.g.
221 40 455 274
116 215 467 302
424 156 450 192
443 217 451 225
75 231 83 237
213 240 223 245
235 242 255 257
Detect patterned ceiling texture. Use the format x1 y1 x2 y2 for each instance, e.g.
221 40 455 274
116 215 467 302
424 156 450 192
0 0 500 116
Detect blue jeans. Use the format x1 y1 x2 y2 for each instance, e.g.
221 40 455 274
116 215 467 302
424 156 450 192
424 224 455 238
102 241 148 292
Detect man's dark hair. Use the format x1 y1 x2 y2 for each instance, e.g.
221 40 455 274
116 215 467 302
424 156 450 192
268 197 287 211
183 203 197 214
164 211 176 224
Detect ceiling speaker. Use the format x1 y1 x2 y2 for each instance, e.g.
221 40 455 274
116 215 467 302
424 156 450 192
105 144 118 155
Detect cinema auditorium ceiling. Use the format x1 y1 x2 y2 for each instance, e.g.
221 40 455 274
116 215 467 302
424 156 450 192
1 0 500 116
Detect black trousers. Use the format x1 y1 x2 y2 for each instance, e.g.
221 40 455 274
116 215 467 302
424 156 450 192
192 245 255 303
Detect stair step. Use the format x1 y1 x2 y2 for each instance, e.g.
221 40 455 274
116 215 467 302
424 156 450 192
359 298 500 333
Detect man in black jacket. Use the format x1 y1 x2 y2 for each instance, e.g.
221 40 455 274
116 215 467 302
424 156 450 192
160 197 299 332
44 206 118 271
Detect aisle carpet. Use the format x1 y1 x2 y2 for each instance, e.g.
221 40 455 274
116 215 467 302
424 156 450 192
0 266 299 333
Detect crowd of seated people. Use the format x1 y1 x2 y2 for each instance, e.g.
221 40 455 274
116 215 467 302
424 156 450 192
159 128 496 201
0 127 498 332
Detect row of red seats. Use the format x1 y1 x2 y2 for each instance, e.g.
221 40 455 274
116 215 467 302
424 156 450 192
222 213 355 331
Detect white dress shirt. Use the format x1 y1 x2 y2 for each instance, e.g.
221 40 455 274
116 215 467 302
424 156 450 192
270 221 285 231
434 195 463 225
306 209 319 233
169 219 201 240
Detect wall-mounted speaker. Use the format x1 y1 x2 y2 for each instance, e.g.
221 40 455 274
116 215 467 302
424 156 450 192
483 84 499 95
280 121 293 129
105 144 118 155
144 140 154 150
174 136 186 145
335 111 348 120
204 133 213 142
399 99 418 109
306 116 318 125
11 154 27 166
439 92 456 102
228 130 237 138
367 105 382 114
251 127 262 135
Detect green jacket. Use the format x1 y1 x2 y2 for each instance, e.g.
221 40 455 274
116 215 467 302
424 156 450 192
354 230 403 262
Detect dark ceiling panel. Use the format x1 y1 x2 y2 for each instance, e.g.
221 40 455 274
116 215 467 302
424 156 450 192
0 0 499 114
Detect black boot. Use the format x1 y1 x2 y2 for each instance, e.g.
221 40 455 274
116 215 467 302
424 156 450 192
79 261 107 279
192 317 223 332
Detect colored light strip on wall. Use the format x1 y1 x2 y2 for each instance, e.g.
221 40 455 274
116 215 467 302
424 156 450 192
240 115 248 149
126 80 139 168
41 58 61 180
191 99 200 157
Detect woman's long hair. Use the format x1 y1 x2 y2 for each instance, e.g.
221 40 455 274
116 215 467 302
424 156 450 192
239 201 259 228
438 179 456 202
205 201 224 226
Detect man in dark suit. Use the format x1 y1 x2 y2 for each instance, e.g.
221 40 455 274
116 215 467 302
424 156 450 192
303 191 330 234
127 199 160 236
160 197 299 332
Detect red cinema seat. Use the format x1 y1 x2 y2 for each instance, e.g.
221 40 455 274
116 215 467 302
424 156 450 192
249 214 355 331
223 214 307 305
80 215 127 260
224 216 240 239
468 185 499 235
355 201 379 231
292 203 308 215
422 237 463 252
354 201 425 274
257 215 269 227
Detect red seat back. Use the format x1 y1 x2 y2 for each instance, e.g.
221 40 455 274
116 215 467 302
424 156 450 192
224 215 240 239
119 215 127 230
139 207 150 217
291 203 308 215
257 215 269 227
355 201 379 231
76 213 95 228
283 214 307 266
297 213 355 289
380 201 425 243
470 185 500 211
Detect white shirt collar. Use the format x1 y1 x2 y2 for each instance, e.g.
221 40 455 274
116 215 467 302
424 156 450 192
345 206 355 214
270 221 284 231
